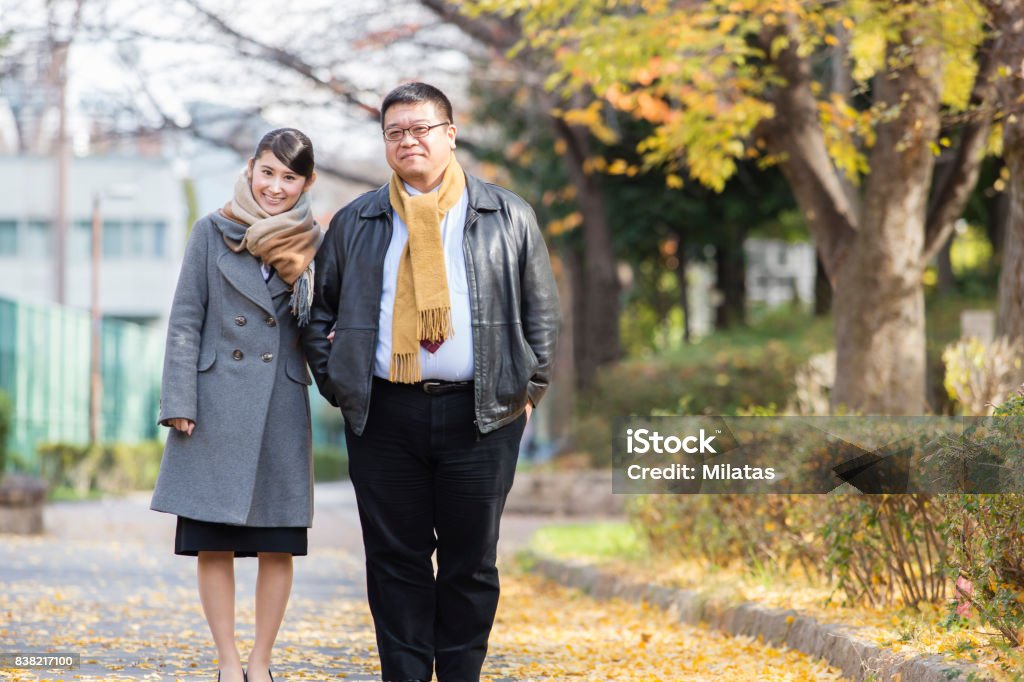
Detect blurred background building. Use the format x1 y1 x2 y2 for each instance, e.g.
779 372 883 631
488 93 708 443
0 154 186 324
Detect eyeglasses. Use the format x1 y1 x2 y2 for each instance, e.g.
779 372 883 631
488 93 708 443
382 122 450 142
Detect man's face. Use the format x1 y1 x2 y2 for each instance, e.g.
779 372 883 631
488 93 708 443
383 101 456 191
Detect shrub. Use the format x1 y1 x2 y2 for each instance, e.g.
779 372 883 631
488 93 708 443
571 341 808 466
632 490 952 608
37 441 164 496
38 442 94 496
629 495 826 581
942 336 1024 416
940 493 1024 646
939 392 1024 646
823 494 949 608
313 445 348 482
95 441 164 493
786 350 834 416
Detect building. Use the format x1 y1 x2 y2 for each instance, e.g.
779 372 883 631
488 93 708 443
744 238 817 308
0 154 189 326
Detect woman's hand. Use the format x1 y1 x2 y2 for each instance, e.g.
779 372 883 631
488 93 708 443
167 418 196 436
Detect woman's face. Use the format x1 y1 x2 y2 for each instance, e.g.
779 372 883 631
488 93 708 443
247 150 312 215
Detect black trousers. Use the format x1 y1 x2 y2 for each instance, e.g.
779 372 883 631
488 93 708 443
345 379 524 682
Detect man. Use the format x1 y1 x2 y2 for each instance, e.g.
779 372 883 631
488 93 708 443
302 82 560 682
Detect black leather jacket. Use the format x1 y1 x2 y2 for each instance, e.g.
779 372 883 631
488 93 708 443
302 173 561 436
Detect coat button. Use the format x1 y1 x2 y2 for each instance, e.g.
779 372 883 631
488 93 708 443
234 315 247 326
232 349 244 360
266 316 277 327
261 352 273 363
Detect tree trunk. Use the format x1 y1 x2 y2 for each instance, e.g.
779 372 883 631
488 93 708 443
564 243 589 393
991 172 1010 259
997 117 1024 341
714 231 746 329
832 228 929 415
548 245 577 445
831 40 943 415
937 238 956 294
673 233 692 343
993 0 1024 342
814 254 832 316
550 114 622 389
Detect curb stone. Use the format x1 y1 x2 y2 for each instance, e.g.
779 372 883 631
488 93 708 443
526 554 993 682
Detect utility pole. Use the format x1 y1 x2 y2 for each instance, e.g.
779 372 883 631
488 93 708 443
89 193 102 444
53 40 70 305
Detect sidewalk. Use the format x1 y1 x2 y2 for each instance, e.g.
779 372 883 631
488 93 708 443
0 482 563 682
1 482 849 681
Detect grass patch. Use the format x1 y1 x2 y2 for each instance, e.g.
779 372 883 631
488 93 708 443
529 522 648 561
48 485 104 502
656 304 832 366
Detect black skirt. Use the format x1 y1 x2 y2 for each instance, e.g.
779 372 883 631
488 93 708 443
175 516 308 557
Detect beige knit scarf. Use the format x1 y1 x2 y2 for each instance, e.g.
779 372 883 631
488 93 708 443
221 169 321 325
388 155 467 383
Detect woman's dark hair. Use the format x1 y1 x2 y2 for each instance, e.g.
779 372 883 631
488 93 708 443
380 82 454 128
252 128 315 178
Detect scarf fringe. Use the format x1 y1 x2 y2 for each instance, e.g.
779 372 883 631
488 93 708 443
417 306 454 342
390 352 421 384
289 262 315 327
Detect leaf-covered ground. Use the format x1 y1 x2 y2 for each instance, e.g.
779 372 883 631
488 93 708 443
0 534 844 681
530 524 1024 681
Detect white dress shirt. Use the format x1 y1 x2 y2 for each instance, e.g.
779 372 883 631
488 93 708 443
374 182 473 381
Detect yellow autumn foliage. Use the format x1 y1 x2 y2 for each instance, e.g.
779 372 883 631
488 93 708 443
467 0 995 192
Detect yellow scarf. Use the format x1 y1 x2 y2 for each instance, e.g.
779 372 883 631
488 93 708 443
388 156 467 383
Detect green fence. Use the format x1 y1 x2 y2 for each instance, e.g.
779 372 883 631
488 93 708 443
0 297 163 471
0 297 346 474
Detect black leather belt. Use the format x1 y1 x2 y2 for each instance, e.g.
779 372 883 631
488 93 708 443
374 377 474 395
420 380 473 395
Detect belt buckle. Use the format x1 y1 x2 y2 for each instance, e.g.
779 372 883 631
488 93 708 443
422 380 443 394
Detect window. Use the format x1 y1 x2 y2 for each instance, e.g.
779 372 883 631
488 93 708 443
25 220 50 258
152 221 167 258
72 220 92 259
72 219 174 259
103 221 123 257
0 220 16 256
126 220 147 256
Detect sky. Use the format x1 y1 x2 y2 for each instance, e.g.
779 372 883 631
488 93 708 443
1 0 477 170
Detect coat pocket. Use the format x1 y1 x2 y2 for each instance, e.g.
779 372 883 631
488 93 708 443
197 348 216 372
286 357 313 386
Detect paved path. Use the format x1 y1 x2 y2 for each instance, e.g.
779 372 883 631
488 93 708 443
0 482 557 682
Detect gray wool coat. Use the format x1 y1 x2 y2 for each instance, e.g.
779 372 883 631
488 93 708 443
150 212 314 527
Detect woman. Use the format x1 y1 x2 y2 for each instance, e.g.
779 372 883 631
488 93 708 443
151 128 321 682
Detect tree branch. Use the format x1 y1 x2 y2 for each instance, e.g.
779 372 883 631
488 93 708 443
418 0 520 54
760 17 858 280
921 32 1001 265
128 67 381 187
180 0 380 119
